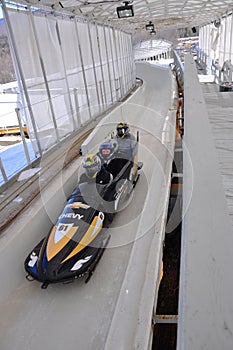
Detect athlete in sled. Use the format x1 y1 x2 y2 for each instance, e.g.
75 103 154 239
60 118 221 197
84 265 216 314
24 126 142 288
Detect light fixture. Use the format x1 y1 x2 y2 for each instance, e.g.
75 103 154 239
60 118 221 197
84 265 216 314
191 27 196 33
117 1 134 18
150 29 156 35
146 21 154 31
214 19 221 28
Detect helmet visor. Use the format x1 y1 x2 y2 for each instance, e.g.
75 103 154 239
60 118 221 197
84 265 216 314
85 165 99 177
117 127 125 137
102 149 111 155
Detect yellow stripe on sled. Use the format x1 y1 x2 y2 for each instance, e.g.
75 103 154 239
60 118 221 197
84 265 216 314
46 226 77 262
62 214 104 263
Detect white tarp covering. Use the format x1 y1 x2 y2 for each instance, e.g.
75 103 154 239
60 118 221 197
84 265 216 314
199 13 233 67
6 8 135 155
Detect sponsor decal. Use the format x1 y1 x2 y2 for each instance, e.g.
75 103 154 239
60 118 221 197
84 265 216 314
54 223 74 244
28 252 38 267
59 213 84 220
71 256 92 271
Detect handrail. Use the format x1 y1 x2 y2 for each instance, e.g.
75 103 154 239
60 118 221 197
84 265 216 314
219 60 233 83
196 47 233 84
173 50 184 88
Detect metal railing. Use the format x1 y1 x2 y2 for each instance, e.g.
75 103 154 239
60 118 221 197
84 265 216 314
173 50 184 88
196 48 233 85
219 60 233 84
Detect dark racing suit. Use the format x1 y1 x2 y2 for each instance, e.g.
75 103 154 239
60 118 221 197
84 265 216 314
79 167 113 185
114 133 136 161
79 167 114 222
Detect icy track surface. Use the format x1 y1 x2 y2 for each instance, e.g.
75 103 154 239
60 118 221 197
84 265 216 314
0 62 177 350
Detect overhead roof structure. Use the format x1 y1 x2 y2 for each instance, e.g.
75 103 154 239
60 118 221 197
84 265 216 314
134 39 172 60
2 0 233 34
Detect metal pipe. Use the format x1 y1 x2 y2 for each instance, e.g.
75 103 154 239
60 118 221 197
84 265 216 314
223 17 227 65
15 107 31 165
87 21 101 112
75 20 92 120
0 157 8 183
130 35 136 84
108 26 118 102
127 33 134 90
124 33 132 91
229 14 233 62
73 88 81 127
113 28 123 99
124 33 131 91
119 31 127 95
103 26 113 104
95 23 107 107
99 81 105 107
153 315 178 324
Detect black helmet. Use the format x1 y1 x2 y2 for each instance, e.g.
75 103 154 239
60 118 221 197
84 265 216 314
99 139 118 162
82 154 101 178
116 122 129 138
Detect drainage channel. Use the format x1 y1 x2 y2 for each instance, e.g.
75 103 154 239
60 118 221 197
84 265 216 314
152 135 183 350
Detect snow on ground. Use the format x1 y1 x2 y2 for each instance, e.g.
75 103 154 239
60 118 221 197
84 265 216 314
0 138 36 185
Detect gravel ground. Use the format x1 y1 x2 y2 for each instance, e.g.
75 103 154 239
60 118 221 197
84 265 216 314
152 225 181 349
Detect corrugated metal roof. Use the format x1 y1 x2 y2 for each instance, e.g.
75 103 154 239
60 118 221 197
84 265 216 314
2 0 233 34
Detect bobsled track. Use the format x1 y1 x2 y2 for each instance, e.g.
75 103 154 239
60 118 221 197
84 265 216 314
0 62 178 350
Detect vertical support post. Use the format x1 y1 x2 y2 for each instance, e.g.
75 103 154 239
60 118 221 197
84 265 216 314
207 26 210 57
0 157 8 183
1 0 42 156
99 81 105 107
119 76 123 98
118 31 126 95
223 18 227 65
229 14 233 62
15 107 31 165
219 22 224 66
103 26 113 104
228 14 233 62
108 26 117 102
126 33 133 89
123 33 129 91
219 66 222 83
75 20 92 120
95 23 107 107
130 35 136 84
113 28 123 99
74 88 81 127
29 10 59 143
87 21 101 112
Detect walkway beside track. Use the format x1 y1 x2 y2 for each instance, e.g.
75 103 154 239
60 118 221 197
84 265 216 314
202 83 233 225
177 54 233 350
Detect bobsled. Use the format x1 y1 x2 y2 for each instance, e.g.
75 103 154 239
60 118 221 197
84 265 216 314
24 133 143 288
